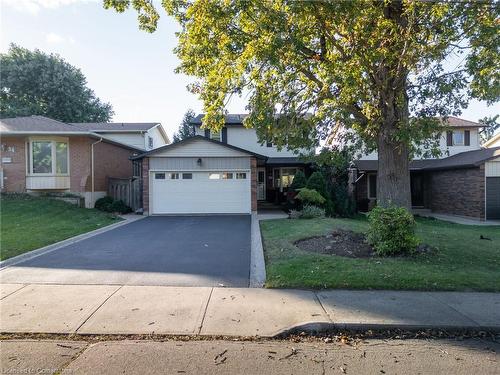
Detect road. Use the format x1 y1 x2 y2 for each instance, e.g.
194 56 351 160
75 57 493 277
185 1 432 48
1 337 498 374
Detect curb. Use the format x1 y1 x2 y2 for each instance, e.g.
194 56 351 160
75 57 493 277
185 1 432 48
249 213 266 287
0 216 146 269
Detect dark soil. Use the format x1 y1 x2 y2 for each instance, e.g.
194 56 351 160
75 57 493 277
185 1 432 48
294 229 375 258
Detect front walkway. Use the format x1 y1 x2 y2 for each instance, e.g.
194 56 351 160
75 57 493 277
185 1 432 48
413 209 500 225
1 284 498 337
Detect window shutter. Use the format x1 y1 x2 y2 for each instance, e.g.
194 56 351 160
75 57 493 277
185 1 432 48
446 131 453 146
464 130 470 146
204 129 210 138
222 127 227 143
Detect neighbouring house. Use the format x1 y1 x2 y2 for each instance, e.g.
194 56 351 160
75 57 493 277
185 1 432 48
484 132 500 148
352 117 500 220
0 115 168 208
70 121 169 151
131 114 311 215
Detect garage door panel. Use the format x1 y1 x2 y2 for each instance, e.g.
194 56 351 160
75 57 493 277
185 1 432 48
486 177 500 220
151 171 251 214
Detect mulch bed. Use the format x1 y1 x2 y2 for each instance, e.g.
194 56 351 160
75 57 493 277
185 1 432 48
294 229 375 258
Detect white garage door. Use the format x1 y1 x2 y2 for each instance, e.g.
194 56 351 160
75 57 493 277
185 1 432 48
151 171 251 214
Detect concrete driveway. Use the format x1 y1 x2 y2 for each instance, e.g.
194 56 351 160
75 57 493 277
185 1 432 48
0 216 251 287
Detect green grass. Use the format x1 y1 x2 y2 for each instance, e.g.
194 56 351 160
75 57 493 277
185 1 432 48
260 215 500 291
0 194 122 260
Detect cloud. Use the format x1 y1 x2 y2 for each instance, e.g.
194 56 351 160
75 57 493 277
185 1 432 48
3 0 95 14
46 32 76 45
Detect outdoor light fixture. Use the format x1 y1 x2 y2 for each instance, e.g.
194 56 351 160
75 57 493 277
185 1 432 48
197 158 202 166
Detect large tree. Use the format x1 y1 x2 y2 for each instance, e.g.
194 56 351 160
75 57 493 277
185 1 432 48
105 0 499 208
0 44 113 123
173 109 196 142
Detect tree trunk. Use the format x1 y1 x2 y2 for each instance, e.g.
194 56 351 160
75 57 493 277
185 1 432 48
376 83 412 209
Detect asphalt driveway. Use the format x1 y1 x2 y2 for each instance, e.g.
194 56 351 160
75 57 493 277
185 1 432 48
0 216 251 287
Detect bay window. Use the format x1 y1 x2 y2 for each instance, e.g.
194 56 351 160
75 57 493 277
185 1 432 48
29 139 69 175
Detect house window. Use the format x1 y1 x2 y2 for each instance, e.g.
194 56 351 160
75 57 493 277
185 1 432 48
236 172 247 179
209 173 221 179
368 174 377 199
222 172 233 179
281 168 297 188
266 141 273 147
452 131 464 146
170 173 179 179
155 173 165 179
148 136 154 149
30 140 69 175
182 173 193 179
210 130 221 142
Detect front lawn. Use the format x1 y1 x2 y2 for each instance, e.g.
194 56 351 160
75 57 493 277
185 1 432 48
0 194 121 260
261 216 500 291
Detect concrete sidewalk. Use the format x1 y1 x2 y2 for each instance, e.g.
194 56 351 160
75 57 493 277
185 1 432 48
1 284 499 337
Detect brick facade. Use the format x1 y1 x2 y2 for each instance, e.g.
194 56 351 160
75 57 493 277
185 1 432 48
430 166 485 219
0 137 26 192
142 157 150 214
250 157 257 212
1 135 136 203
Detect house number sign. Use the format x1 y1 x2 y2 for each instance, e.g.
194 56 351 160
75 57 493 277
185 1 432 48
1 144 16 153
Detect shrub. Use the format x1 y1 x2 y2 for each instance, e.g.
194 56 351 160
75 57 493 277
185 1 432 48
289 209 301 219
367 205 420 256
95 196 113 212
110 199 132 214
306 171 327 199
300 205 325 219
295 188 326 206
290 170 307 191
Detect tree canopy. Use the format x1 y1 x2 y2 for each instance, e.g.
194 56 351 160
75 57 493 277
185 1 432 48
173 109 196 142
0 44 113 123
105 0 499 208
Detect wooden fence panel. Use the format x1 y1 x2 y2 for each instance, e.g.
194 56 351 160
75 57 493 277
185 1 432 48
108 177 142 211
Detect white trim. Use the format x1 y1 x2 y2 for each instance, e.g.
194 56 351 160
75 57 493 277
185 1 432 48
367 173 377 199
148 168 250 172
27 137 70 177
257 167 266 201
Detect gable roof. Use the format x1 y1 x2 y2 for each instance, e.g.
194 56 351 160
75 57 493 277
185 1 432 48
355 147 500 172
443 116 483 128
70 122 160 132
191 114 248 126
483 132 500 147
1 116 87 133
131 135 267 160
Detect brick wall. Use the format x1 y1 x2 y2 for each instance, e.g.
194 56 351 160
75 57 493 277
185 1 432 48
93 141 135 191
69 137 91 193
142 157 150 214
430 166 485 219
0 137 26 192
251 157 257 212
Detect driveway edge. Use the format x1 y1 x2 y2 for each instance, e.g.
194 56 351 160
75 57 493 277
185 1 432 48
0 215 145 269
249 213 266 288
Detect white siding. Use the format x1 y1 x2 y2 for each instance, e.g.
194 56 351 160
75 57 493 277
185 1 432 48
195 125 306 157
486 157 500 177
150 157 250 170
359 128 481 161
152 138 250 158
99 132 146 150
145 126 168 150
26 176 70 189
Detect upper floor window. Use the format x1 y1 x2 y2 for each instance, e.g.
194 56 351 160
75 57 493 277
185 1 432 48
210 130 221 142
452 131 464 146
148 136 154 149
29 139 68 175
266 141 273 147
447 130 470 147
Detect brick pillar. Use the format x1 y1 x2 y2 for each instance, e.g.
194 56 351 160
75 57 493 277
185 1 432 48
142 157 150 215
251 157 257 212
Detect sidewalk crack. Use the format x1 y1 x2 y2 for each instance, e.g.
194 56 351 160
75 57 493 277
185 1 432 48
425 292 482 328
74 285 123 333
197 287 214 335
314 292 333 323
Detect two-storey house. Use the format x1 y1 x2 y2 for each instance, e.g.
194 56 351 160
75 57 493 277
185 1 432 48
132 114 310 215
353 117 500 220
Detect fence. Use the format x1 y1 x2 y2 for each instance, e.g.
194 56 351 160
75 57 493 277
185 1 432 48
108 177 142 212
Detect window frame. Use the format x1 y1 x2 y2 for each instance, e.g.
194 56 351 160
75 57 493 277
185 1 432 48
169 173 180 180
367 173 377 199
210 130 221 142
28 137 70 176
155 173 166 180
148 136 154 149
182 173 193 180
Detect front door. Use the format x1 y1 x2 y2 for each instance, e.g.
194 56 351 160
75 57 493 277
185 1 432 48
411 173 424 207
257 168 266 200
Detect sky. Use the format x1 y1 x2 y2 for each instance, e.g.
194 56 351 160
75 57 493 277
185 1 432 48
1 0 499 140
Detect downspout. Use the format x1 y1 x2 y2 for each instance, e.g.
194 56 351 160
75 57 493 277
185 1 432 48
91 138 103 207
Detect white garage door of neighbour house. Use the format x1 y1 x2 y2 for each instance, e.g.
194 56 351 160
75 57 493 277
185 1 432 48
151 170 251 214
